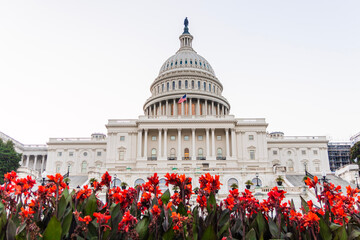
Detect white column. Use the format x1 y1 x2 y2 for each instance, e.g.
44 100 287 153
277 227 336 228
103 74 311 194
137 130 142 158
231 129 236 158
211 101 215 115
159 102 162 115
211 128 215 157
205 100 208 115
41 155 46 173
197 99 200 115
222 106 225 115
225 128 230 158
158 129 162 159
206 129 210 158
26 155 30 167
33 155 37 170
144 129 148 159
177 129 182 160
163 129 167 158
166 100 169 116
217 103 220 116
181 102 184 115
174 99 177 116
189 98 192 116
192 128 196 160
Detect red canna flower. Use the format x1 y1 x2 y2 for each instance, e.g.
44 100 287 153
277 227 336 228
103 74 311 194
118 210 138 232
4 171 17 183
78 215 92 224
93 212 111 230
171 212 188 233
76 185 92 200
19 207 35 219
150 205 161 216
100 171 112 188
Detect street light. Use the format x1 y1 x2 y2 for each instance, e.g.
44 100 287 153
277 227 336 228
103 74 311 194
255 172 260 187
322 171 327 184
113 174 117 188
41 171 47 186
355 172 359 189
67 165 70 177
304 162 307 175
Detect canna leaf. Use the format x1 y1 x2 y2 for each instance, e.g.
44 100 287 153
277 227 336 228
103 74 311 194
300 196 309 214
256 211 267 240
318 214 332 240
201 225 216 240
161 189 171 205
43 216 62 240
83 193 97 217
136 216 150 240
245 228 257 240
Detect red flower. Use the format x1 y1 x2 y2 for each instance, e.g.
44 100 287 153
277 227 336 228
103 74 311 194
47 173 63 184
4 171 17 183
171 212 188 233
304 176 318 189
100 171 112 188
19 207 35 219
151 205 161 216
79 215 92 224
93 212 111 230
199 173 222 194
118 210 138 232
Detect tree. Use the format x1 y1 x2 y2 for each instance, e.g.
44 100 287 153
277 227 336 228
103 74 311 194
350 141 360 165
0 139 21 183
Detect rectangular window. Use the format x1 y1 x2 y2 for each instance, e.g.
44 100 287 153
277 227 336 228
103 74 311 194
184 136 189 141
313 150 318 155
198 135 203 141
250 150 255 160
69 152 74 157
152 136 157 141
120 136 125 141
249 135 254 140
217 136 222 141
119 151 124 160
273 150 277 155
57 152 62 157
302 150 306 155
97 151 101 156
170 136 176 141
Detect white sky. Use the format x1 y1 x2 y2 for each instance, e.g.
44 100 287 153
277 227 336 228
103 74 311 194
0 1 359 144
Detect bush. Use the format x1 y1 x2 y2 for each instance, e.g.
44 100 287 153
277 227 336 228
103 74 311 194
0 172 359 239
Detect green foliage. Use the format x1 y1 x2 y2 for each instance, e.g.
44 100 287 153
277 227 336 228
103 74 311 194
351 142 360 163
0 139 21 184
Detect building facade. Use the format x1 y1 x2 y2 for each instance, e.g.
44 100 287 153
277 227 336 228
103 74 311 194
328 142 351 172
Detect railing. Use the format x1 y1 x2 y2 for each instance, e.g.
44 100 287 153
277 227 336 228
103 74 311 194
216 156 226 160
147 157 157 161
167 157 177 160
196 157 206 160
182 157 192 160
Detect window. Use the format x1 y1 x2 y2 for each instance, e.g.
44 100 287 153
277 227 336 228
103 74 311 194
250 150 255 160
120 136 125 141
217 136 222 141
191 80 194 89
57 152 62 157
185 80 188 89
56 164 61 173
157 86 159 93
152 136 157 141
69 152 74 157
287 160 294 172
178 81 181 89
119 151 124 160
203 82 206 91
228 178 238 190
167 82 169 91
209 83 211 91
198 135 203 141
162 84 164 92
313 150 318 155
97 151 101 156
273 150 278 155
83 152 87 157
81 161 87 173
213 86 215 92
170 136 176 141
249 135 254 140
217 148 223 157
96 162 102 167
134 178 145 187
172 81 175 90
287 151 292 155
170 148 176 158
159 178 168 192
197 81 200 89
184 136 189 141
198 148 203 157
151 148 157 158
302 150 306 155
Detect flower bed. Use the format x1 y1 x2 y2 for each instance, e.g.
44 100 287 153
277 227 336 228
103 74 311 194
0 171 360 239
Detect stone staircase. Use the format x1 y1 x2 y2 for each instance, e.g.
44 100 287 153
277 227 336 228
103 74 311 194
286 173 355 190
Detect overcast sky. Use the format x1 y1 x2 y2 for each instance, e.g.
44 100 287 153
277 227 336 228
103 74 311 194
0 1 359 144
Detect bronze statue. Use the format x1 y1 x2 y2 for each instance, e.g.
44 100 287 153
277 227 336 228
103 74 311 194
184 17 189 28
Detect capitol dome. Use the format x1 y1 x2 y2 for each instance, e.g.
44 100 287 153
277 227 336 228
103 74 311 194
143 18 230 117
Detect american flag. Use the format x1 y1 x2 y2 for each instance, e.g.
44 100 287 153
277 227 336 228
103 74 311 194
178 94 187 103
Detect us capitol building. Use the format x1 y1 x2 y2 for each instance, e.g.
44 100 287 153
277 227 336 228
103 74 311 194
4 19 347 199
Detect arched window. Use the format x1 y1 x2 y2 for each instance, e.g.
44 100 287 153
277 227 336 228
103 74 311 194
81 161 87 173
167 82 169 91
162 84 164 92
178 81 182 89
209 83 211 91
112 178 121 187
172 81 175 90
203 82 206 91
159 178 168 192
151 148 157 158
135 178 145 187
217 148 223 157
213 86 215 92
197 81 200 89
170 148 176 158
185 80 188 89
184 148 189 160
251 178 262 188
191 80 194 89
287 160 294 172
185 59 188 64
228 178 238 190
198 148 203 157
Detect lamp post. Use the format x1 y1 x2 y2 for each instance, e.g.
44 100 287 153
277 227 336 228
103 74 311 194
322 171 327 184
255 172 260 187
304 162 307 175
67 165 70 177
41 171 47 186
356 172 359 189
113 174 117 188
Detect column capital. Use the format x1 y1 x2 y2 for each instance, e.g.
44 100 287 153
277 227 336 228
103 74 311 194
163 128 168 131
158 128 162 131
225 128 229 131
191 128 196 131
205 128 210 131
211 128 215 132
177 128 182 131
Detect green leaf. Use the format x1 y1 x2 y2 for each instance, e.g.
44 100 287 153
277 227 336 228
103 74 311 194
161 189 171 205
84 193 97 217
218 209 230 227
61 210 73 239
57 195 67 219
335 225 348 240
256 211 267 240
136 216 150 240
43 216 62 240
217 222 230 239
206 192 216 213
6 219 16 240
268 217 280 239
201 225 216 240
0 202 6 233
177 202 187 216
349 229 360 240
300 196 309 214
245 228 257 240
318 215 332 240
162 229 174 240
330 223 342 232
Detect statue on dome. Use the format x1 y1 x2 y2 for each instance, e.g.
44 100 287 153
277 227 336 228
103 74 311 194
184 17 189 28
